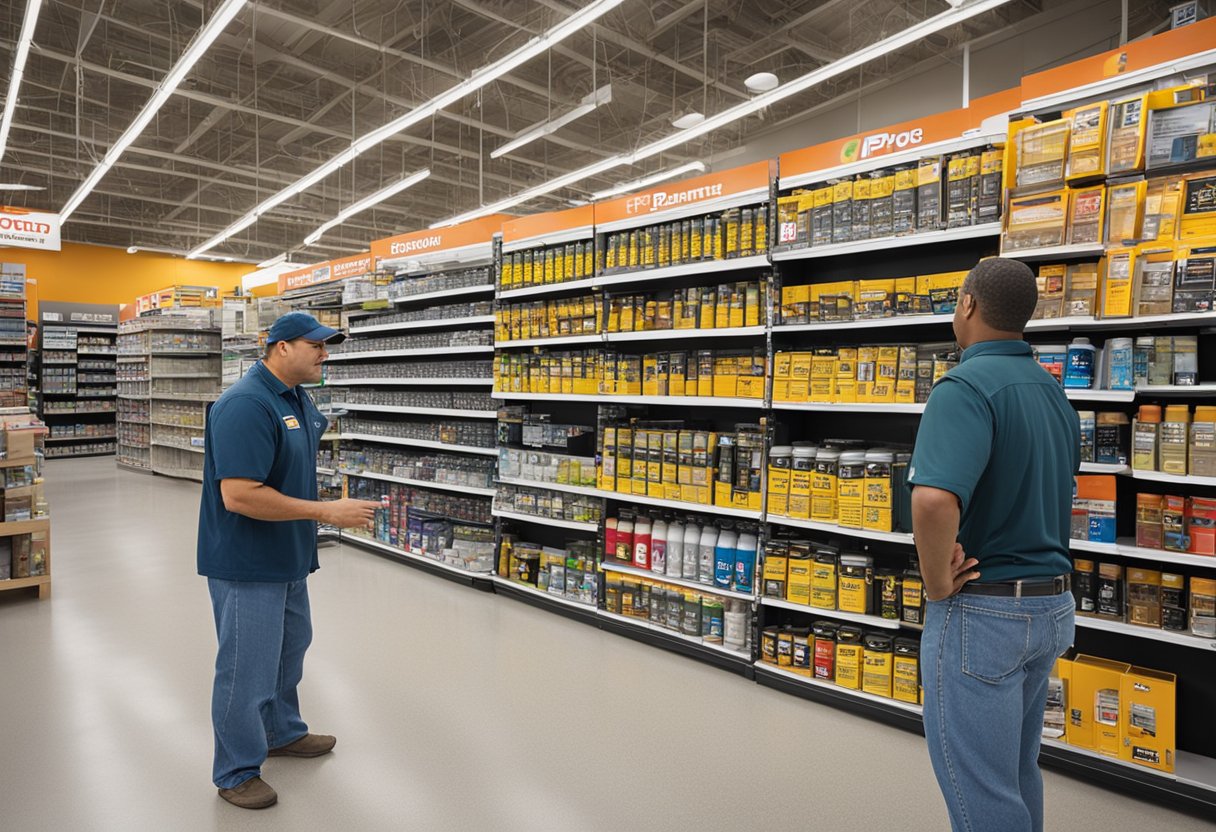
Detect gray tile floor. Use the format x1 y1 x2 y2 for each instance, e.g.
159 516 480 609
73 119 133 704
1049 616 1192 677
0 457 1212 831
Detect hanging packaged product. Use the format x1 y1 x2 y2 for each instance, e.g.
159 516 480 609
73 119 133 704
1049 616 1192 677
1108 94 1149 175
1142 176 1185 243
916 156 943 231
1102 250 1136 319
892 166 917 235
870 170 895 238
1134 248 1177 316
838 553 873 614
835 625 865 690
977 147 1004 224
851 175 872 241
1178 175 1216 241
1105 181 1148 245
832 180 855 244
862 633 895 698
1144 89 1214 169
1069 186 1106 245
811 186 835 247
813 621 838 681
1015 119 1070 187
1004 190 1068 250
892 638 921 704
1066 101 1110 180
1072 559 1098 613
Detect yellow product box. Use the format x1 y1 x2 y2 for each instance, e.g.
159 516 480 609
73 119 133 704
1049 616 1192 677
789 350 813 385
713 285 732 329
871 346 899 403
763 551 789 597
774 351 793 381
809 350 837 403
787 463 813 520
744 282 761 327
777 195 804 248
1119 666 1176 773
615 427 633 490
1015 118 1070 188
1101 248 1137 319
572 375 597 396
786 555 813 606
712 354 738 397
893 641 920 704
768 464 791 517
633 431 651 496
696 351 715 397
1068 654 1132 757
781 284 811 324
1069 185 1107 246
1066 102 1109 181
835 347 858 403
835 637 864 690
855 345 877 402
713 479 732 509
810 557 837 610
810 463 838 522
699 293 717 329
1179 173 1216 241
1106 180 1147 245
647 432 665 498
1143 176 1183 243
1004 189 1069 251
1109 93 1149 175
599 428 617 490
729 283 747 328
669 352 687 396
895 345 918 404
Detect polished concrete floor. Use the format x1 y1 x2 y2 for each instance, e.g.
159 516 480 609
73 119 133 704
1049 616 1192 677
0 457 1212 831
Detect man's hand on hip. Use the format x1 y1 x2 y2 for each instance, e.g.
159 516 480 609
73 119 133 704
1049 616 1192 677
318 498 380 529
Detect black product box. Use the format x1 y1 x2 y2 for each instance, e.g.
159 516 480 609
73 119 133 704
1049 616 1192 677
1173 252 1216 314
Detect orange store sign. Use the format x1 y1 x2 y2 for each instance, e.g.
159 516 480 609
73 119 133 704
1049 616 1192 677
780 87 1020 179
502 204 594 245
277 253 373 293
1022 15 1216 102
594 161 770 226
370 214 512 263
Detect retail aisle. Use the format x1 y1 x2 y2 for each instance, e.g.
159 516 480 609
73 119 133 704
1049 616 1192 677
0 458 1210 832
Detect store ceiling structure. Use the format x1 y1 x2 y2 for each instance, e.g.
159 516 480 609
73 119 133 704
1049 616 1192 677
0 0 1179 263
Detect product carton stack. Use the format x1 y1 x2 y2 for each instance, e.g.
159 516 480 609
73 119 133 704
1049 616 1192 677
0 408 51 599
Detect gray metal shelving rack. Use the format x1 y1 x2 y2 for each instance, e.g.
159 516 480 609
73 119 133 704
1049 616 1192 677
37 301 119 459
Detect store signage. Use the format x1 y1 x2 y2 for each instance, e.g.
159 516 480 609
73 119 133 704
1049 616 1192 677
1021 16 1216 102
502 204 594 245
277 253 373 293
594 161 770 226
0 206 60 251
780 87 1019 180
370 214 512 265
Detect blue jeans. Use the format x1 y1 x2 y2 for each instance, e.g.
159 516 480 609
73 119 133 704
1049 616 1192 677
208 578 312 789
922 591 1075 832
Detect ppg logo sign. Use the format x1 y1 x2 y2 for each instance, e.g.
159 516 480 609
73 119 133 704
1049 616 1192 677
841 127 926 162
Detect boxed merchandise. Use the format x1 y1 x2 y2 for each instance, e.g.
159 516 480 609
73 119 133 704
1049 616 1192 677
1101 248 1136 318
831 180 854 243
1068 185 1106 245
1174 248 1216 312
1134 249 1176 316
1072 476 1116 542
892 167 917 235
811 186 834 247
870 171 895 237
1105 180 1147 245
1033 264 1067 318
1004 190 1068 250
1119 667 1176 772
1065 263 1100 317
1145 95 1215 169
945 153 975 228
916 156 943 230
1108 94 1149 175
1015 119 1070 187
977 147 1004 224
1068 655 1132 757
1065 101 1109 180
851 176 872 241
1178 173 1216 241
1127 567 1163 627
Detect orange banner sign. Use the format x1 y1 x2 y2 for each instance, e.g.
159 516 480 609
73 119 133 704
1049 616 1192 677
1022 16 1216 103
502 204 594 245
277 253 373 293
780 87 1020 180
593 160 771 226
370 214 512 263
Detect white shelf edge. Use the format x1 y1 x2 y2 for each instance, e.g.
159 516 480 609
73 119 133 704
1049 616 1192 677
490 509 599 533
1064 389 1136 402
755 662 925 715
494 334 603 348
772 223 1000 262
326 378 493 387
338 433 499 456
598 609 752 659
1070 537 1216 569
771 401 926 414
1078 462 1130 474
350 315 494 335
343 534 494 579
490 574 598 610
775 316 952 333
332 403 497 419
496 477 603 499
600 561 756 601
594 254 772 289
339 468 496 497
1075 615 1216 650
150 440 205 454
501 225 595 254
326 345 493 362
497 275 598 301
604 325 765 343
766 515 916 545
1129 470 1216 487
596 488 763 520
759 596 903 630
389 284 494 305
1002 243 1106 262
1137 385 1216 395
491 392 766 408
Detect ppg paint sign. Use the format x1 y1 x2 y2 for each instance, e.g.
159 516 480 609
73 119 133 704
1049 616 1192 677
626 183 725 216
839 127 926 163
0 207 61 251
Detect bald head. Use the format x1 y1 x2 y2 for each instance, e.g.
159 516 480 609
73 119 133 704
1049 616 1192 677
960 258 1038 333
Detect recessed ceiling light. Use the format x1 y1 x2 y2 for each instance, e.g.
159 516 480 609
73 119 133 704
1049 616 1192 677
671 112 705 130
745 72 780 93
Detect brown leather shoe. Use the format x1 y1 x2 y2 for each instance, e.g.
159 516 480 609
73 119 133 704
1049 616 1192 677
218 776 277 809
267 733 336 758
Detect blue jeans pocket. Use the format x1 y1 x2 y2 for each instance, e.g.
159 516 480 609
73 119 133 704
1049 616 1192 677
961 603 1032 684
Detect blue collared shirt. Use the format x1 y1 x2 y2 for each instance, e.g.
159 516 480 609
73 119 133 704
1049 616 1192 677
197 361 329 582
908 339 1079 582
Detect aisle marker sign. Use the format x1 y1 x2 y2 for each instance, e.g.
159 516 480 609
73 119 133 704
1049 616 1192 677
0 207 60 251
370 214 513 265
593 161 770 226
277 253 372 293
502 204 594 245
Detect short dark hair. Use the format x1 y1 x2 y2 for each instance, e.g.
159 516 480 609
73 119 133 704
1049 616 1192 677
961 257 1038 333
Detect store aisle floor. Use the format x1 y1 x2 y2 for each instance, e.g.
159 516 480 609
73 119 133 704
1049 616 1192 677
0 458 1210 832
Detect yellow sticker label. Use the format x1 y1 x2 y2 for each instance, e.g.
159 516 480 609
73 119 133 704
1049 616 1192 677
282 416 301 430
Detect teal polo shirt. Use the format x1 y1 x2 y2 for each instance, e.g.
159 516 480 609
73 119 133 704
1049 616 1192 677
908 339 1079 583
197 361 329 582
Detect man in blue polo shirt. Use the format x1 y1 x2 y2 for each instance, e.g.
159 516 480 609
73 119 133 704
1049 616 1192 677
198 312 379 810
909 258 1079 832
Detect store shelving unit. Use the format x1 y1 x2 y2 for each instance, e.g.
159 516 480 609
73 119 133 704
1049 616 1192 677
37 302 119 459
116 320 151 471
0 269 29 411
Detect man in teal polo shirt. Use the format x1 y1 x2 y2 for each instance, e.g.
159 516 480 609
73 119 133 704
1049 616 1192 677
198 312 379 810
909 258 1079 832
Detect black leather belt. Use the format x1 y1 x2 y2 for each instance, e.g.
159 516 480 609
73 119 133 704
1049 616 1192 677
959 575 1072 598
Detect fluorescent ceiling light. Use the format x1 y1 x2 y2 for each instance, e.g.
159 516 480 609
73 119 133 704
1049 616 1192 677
302 168 430 247
0 183 44 191
431 0 1014 227
491 85 612 159
590 161 707 201
59 0 247 222
0 0 44 165
190 0 623 259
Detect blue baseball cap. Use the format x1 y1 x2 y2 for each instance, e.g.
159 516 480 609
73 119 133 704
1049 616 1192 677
266 311 346 345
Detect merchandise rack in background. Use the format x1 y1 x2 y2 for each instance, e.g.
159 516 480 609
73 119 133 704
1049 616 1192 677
37 302 119 459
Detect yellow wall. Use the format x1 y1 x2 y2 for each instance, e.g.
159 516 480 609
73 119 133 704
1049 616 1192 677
1 243 249 318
